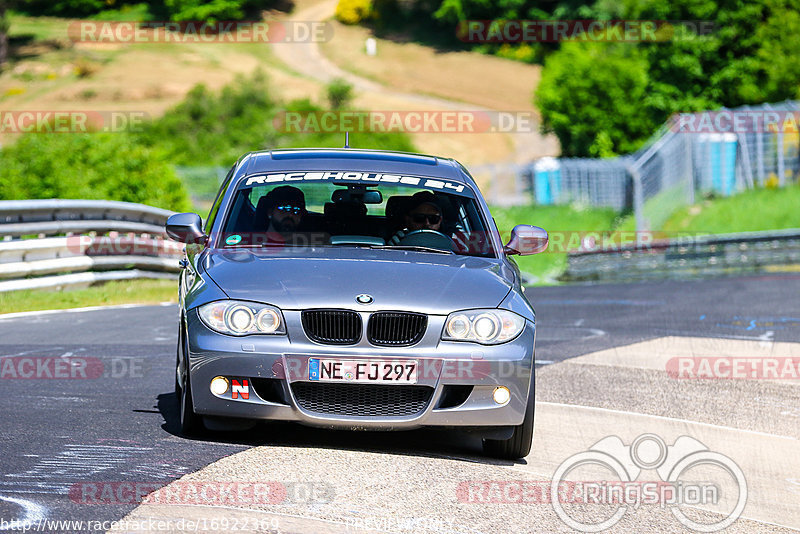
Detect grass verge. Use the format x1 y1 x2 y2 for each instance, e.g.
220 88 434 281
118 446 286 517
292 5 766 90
660 184 800 234
616 183 800 234
0 279 177 315
490 203 620 284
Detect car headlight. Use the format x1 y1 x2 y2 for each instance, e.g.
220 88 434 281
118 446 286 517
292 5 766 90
198 301 286 336
442 309 526 344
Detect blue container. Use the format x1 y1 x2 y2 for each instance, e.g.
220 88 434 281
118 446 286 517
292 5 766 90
722 134 738 195
534 158 561 205
706 133 738 195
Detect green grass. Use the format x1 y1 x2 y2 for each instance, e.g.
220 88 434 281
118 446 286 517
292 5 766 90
8 13 71 42
490 203 621 284
0 279 177 315
660 184 800 234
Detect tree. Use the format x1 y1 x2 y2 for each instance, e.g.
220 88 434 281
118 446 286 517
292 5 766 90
0 0 12 70
535 42 653 157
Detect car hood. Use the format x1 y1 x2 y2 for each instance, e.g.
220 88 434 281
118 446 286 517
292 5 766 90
201 247 514 315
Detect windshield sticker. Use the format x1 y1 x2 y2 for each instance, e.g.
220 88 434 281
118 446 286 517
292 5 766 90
225 234 243 245
242 171 466 194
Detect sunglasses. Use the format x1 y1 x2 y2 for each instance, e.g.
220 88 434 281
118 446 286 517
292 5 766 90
410 213 441 224
276 205 303 215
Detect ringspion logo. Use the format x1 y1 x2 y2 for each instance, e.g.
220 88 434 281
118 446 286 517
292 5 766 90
550 434 747 532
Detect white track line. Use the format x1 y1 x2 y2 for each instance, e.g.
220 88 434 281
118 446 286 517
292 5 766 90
538 401 797 440
0 495 46 531
0 302 174 321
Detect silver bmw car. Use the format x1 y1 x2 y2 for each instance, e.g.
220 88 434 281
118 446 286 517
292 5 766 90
166 148 548 459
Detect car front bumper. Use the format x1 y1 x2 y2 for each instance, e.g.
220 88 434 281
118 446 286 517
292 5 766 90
185 310 535 430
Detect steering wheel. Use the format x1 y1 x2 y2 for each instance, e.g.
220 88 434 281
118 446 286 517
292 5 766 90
404 229 450 239
397 229 455 252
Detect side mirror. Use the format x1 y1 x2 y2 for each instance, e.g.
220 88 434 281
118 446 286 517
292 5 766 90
504 225 548 255
166 213 206 244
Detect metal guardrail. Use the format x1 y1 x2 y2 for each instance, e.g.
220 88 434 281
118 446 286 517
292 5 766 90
562 229 800 282
0 199 182 292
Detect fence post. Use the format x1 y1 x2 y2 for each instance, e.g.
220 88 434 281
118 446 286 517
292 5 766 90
630 167 646 232
514 164 524 200
489 164 499 205
738 133 755 189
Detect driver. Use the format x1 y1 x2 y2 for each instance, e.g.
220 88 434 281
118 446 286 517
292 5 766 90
389 191 443 245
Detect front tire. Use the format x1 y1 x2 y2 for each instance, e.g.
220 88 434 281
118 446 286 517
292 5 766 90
483 382 535 460
180 371 203 435
177 328 202 436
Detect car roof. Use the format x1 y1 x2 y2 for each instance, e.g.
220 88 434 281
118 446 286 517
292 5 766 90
233 148 475 186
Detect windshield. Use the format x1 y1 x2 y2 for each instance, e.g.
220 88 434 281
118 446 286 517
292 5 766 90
216 171 495 257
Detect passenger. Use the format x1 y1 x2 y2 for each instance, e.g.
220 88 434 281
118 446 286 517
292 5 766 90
262 185 306 233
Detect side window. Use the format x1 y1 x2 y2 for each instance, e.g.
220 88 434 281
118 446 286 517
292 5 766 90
204 166 235 233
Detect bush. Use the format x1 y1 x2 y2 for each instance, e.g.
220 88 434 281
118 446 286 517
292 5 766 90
14 0 262 22
135 69 281 166
335 0 372 25
0 133 190 211
326 77 353 109
162 0 247 21
136 70 416 166
17 0 107 17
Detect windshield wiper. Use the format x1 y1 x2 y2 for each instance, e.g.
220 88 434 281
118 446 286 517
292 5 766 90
371 245 454 255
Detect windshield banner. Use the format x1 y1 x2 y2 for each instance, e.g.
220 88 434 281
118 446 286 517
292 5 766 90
241 171 469 195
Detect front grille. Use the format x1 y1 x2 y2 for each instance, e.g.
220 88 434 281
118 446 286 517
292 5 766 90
367 312 427 346
302 310 362 345
291 382 433 417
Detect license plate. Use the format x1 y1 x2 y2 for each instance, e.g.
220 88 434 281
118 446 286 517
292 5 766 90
308 359 418 384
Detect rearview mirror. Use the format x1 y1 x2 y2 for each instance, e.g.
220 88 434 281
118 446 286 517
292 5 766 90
166 213 206 244
332 189 383 204
504 225 548 255
362 190 383 204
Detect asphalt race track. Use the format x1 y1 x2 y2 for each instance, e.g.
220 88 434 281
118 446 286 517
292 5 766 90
1 273 799 533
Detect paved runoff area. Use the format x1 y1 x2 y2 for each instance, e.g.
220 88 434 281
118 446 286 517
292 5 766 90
0 274 798 533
